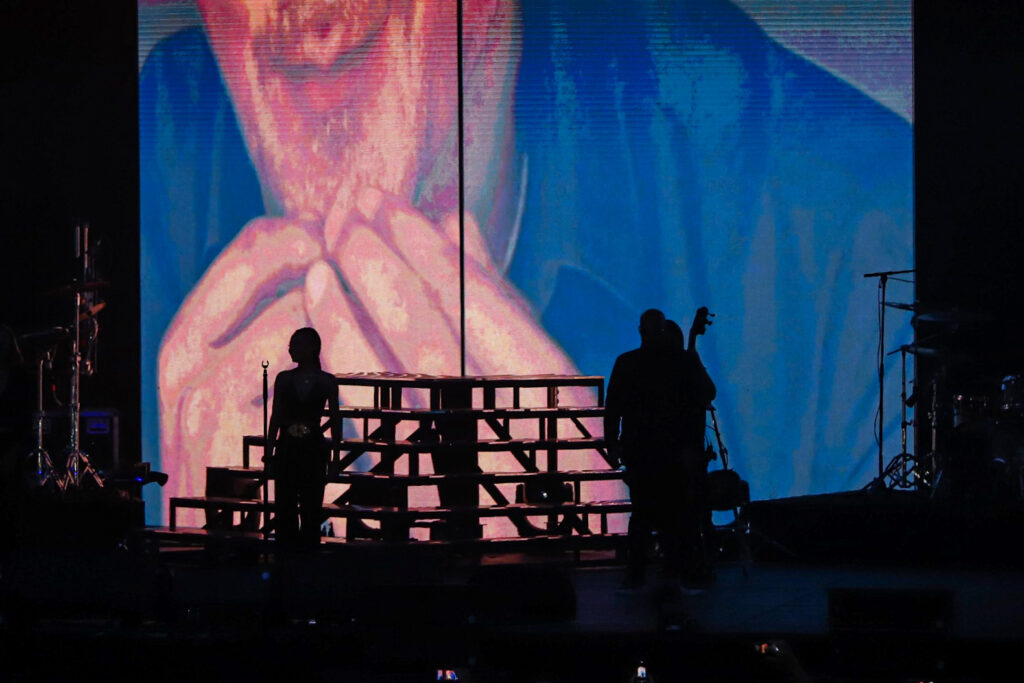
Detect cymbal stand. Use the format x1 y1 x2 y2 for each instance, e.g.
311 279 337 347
927 373 945 498
899 346 911 460
26 347 61 490
879 345 929 489
61 224 103 491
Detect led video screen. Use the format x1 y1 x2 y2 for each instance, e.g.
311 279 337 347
139 0 913 526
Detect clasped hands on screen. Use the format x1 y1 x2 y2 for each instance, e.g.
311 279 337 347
158 187 603 501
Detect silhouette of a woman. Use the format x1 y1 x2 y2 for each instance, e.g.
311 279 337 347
267 327 340 549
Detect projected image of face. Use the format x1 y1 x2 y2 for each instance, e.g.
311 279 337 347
141 1 913 526
198 0 447 219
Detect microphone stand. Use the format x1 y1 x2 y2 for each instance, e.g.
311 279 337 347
262 360 270 541
863 268 914 486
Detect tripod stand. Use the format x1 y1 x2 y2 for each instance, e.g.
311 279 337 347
59 224 104 491
25 344 60 490
877 344 930 490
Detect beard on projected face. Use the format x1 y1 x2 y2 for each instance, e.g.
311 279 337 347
198 0 513 227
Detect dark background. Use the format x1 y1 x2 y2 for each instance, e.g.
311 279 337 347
1 0 1022 471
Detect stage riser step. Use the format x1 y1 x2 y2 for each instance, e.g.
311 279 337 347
337 437 603 452
338 406 606 419
171 497 630 516
169 497 630 530
206 465 625 485
243 437 605 452
334 373 604 390
147 526 627 554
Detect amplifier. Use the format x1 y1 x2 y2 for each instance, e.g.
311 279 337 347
33 408 120 472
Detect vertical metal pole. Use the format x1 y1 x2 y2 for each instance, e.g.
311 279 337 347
864 268 914 484
878 275 887 479
70 288 82 488
262 360 270 539
900 347 908 457
67 225 85 489
262 361 270 444
457 0 467 377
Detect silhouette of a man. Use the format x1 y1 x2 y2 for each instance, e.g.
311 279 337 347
605 308 715 588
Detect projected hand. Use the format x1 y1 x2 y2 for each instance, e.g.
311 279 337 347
158 217 323 505
309 187 617 509
158 188 619 515
311 187 580 381
158 211 414 509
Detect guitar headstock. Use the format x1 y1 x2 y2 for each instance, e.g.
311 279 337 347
691 306 714 338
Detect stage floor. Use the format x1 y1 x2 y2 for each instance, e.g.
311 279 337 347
3 490 1024 681
573 561 1024 640
2 548 1023 681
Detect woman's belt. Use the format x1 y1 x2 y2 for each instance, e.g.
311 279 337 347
284 423 315 438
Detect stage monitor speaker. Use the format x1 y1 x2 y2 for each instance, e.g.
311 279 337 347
35 408 120 472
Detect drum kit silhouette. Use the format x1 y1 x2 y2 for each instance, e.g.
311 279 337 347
23 224 105 493
872 269 1023 500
